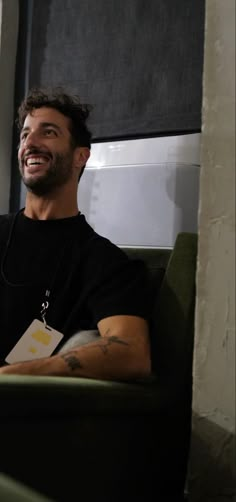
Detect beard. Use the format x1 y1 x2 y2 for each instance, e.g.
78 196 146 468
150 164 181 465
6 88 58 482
19 148 74 196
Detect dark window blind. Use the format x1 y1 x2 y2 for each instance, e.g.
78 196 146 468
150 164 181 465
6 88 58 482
25 0 205 140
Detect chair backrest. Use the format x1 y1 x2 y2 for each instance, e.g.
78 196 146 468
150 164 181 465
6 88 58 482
123 233 198 496
123 233 197 394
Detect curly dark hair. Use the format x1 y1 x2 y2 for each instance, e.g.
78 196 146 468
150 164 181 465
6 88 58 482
17 87 92 149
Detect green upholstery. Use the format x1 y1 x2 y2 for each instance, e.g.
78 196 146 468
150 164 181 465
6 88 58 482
0 473 53 502
0 233 197 502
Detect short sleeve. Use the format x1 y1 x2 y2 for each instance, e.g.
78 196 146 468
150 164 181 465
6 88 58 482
82 237 151 324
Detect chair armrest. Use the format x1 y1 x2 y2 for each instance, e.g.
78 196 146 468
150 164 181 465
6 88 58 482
0 373 174 418
0 473 53 502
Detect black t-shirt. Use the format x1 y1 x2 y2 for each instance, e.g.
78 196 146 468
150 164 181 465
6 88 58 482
0 211 149 363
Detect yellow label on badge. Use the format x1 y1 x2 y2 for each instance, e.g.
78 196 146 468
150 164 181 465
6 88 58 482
31 330 52 345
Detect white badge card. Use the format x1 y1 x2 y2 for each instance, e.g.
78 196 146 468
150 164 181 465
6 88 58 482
5 319 64 364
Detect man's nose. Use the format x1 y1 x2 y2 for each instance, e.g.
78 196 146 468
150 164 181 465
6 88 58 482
24 131 41 149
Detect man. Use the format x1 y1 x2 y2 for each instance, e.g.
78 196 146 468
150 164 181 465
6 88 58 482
0 88 151 379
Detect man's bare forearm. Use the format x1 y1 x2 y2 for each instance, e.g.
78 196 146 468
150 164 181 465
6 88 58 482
0 335 150 380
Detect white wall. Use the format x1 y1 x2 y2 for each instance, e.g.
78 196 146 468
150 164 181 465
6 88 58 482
0 0 19 213
189 1 235 500
76 133 201 247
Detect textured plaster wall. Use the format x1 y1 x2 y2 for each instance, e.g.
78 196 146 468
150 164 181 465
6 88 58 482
0 0 19 213
189 1 235 501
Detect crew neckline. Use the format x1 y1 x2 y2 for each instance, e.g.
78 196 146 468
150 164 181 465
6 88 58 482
19 209 82 225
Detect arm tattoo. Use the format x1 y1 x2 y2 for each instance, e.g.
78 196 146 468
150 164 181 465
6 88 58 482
61 353 83 371
60 336 129 369
97 336 129 355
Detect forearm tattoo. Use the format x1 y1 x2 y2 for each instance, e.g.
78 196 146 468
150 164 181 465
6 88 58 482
97 335 129 354
60 335 129 371
61 353 83 371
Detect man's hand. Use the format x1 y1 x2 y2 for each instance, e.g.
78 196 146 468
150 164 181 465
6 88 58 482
0 366 9 374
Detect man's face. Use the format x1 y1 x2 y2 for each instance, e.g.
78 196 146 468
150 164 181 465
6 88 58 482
18 107 77 195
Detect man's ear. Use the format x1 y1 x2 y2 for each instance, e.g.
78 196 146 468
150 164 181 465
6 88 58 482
73 147 90 173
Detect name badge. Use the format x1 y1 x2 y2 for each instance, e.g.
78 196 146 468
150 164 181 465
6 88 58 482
5 319 64 364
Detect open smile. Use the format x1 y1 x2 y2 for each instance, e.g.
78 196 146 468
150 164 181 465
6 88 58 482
23 154 52 173
24 153 52 166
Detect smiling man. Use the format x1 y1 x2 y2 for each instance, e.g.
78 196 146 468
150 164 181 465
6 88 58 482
0 88 151 379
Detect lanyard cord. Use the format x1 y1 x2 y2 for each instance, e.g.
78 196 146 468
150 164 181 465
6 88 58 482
1 210 74 324
1 210 25 287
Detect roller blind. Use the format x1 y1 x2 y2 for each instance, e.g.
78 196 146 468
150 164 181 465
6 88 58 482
25 0 205 140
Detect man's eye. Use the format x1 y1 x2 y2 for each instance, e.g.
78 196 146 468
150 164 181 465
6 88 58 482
44 129 57 136
20 133 27 141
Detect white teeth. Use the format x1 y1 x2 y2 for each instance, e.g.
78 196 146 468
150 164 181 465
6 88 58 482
26 157 48 166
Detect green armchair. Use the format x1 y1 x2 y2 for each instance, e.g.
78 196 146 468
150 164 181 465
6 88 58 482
0 233 197 502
